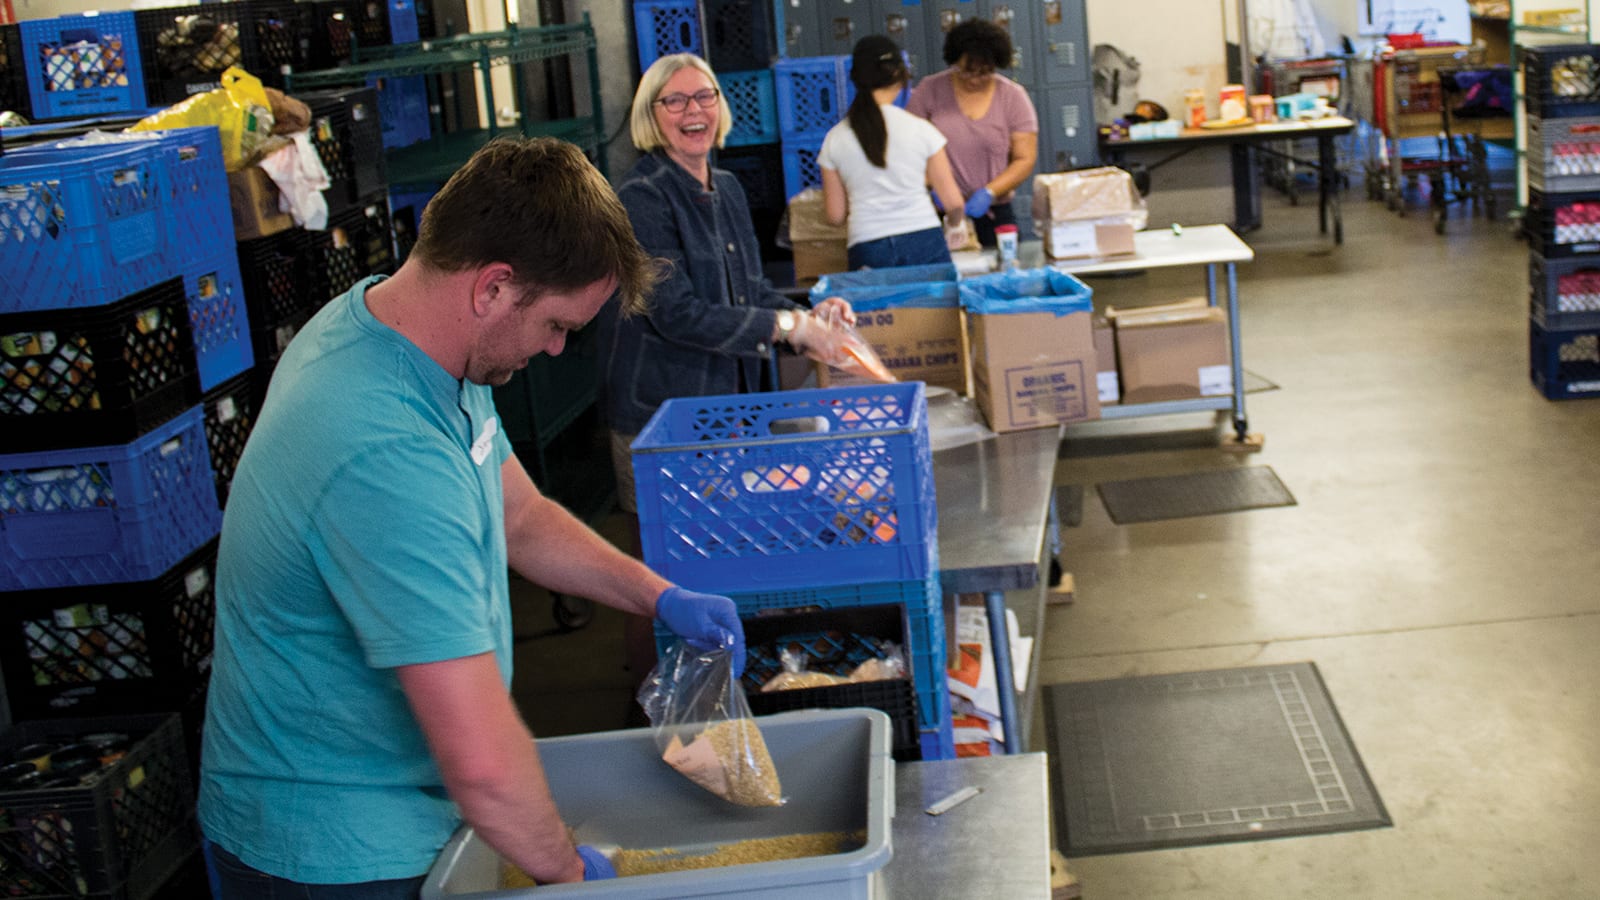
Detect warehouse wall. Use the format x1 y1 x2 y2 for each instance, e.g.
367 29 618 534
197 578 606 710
567 0 642 178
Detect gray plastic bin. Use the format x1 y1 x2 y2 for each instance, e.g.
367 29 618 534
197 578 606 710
421 709 894 899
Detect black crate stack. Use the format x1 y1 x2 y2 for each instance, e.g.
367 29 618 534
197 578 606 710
1521 44 1600 400
0 127 247 896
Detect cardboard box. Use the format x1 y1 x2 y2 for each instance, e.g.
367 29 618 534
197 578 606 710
228 166 294 241
1032 167 1144 260
1092 315 1119 405
968 309 1099 432
788 189 849 284
817 304 967 393
1104 295 1208 321
1114 304 1233 404
1041 218 1136 260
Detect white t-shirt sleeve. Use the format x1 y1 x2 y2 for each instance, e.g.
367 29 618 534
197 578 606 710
818 123 843 171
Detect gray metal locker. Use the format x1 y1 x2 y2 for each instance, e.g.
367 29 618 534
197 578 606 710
923 0 977 74
872 0 933 80
1039 82 1096 172
778 0 822 57
1036 0 1089 85
815 0 875 57
976 0 1039 92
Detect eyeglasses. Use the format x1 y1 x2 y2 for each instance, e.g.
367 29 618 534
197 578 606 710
655 88 721 113
958 62 996 78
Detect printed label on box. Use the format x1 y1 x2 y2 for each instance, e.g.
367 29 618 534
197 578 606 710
1097 370 1119 403
1003 362 1088 427
1048 221 1097 257
1199 364 1233 396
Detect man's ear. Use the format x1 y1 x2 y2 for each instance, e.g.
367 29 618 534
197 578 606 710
470 264 518 318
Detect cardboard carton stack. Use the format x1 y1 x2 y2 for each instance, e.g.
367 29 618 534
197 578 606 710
1031 167 1147 261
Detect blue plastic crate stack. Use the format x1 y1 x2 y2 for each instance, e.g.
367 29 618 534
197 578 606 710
634 382 955 760
1520 44 1600 400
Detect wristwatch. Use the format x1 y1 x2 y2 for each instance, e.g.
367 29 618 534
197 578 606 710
775 309 798 343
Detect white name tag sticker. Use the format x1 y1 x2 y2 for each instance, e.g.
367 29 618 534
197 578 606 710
1199 364 1234 396
470 417 498 466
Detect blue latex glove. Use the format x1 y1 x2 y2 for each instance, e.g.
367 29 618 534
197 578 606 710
656 586 746 678
930 189 944 212
964 187 994 218
577 845 616 881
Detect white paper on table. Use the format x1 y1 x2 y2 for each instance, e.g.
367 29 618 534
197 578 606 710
951 604 1033 721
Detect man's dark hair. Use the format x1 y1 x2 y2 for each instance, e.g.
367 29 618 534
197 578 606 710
414 137 657 314
942 19 1014 70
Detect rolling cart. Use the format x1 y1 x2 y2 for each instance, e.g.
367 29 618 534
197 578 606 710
1428 65 1514 233
1371 43 1489 215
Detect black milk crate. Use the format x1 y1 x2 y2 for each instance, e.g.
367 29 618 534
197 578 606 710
1524 188 1600 259
302 196 395 305
1522 44 1600 119
134 2 269 106
304 0 390 69
0 541 218 721
302 86 388 217
704 0 776 71
1530 251 1600 331
236 226 313 341
202 371 257 509
741 603 922 761
1530 320 1600 399
0 278 200 454
251 309 311 377
0 713 197 900
717 142 784 213
1 23 33 122
243 0 318 90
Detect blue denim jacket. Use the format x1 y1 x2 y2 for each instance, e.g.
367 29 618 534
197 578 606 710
598 151 802 435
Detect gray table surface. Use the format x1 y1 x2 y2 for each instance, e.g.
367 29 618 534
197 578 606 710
882 752 1053 898
931 396 1063 595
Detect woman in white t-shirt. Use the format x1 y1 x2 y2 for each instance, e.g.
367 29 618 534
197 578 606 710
820 35 966 270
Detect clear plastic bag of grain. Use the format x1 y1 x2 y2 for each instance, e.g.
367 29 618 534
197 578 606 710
638 640 784 807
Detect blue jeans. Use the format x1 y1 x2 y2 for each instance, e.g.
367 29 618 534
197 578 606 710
847 226 952 270
209 845 427 900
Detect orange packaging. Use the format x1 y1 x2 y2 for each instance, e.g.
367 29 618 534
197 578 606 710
1184 89 1206 128
1218 84 1247 121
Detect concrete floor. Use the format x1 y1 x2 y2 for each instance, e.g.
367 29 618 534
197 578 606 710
509 187 1600 898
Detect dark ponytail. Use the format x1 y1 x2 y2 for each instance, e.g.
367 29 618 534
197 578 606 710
848 36 909 169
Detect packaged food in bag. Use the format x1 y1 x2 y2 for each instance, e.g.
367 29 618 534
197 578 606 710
638 641 784 807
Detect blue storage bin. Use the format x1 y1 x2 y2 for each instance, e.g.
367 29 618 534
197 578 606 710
388 0 422 43
373 74 431 149
20 12 149 120
632 382 937 593
780 133 825 200
721 68 778 147
0 405 222 591
774 55 849 139
185 251 254 392
633 0 700 72
0 139 174 313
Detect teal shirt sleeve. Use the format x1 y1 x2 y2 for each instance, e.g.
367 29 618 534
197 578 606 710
308 437 499 669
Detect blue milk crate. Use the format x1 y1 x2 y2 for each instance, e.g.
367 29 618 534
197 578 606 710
372 74 432 149
633 0 700 71
0 405 222 591
0 139 174 313
653 575 954 757
721 69 779 147
781 133 825 199
146 126 235 272
774 55 849 139
19 12 149 121
388 0 423 43
184 251 254 392
0 277 200 453
1530 252 1600 332
1530 321 1600 399
632 382 937 593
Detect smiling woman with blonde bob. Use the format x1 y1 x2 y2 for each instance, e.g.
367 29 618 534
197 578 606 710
598 53 855 674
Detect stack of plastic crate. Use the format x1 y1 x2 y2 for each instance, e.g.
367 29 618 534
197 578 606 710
773 55 849 200
1521 44 1600 400
634 383 954 759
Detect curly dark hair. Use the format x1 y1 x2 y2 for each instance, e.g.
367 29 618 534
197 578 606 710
942 19 1014 70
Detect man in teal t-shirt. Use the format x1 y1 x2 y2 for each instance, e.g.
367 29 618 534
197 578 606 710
200 138 746 895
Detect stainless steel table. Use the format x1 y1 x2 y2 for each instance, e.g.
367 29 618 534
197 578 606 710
883 753 1053 898
933 396 1062 754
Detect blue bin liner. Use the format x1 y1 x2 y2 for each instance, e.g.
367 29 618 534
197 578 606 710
0 405 222 591
0 138 174 313
810 264 960 308
958 267 1094 315
184 250 254 392
632 383 938 593
20 12 149 120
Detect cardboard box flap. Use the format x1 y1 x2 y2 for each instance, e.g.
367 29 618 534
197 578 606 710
787 188 850 242
1105 296 1210 321
1032 167 1149 229
1114 306 1227 329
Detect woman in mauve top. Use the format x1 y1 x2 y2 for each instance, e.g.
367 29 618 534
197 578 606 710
907 19 1039 247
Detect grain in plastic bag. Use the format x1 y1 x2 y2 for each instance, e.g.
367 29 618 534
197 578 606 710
638 640 784 807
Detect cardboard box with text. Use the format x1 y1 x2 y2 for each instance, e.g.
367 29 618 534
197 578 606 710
960 269 1099 432
811 267 965 392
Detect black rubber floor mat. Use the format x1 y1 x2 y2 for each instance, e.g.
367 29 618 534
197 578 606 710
1096 466 1295 525
1044 663 1390 856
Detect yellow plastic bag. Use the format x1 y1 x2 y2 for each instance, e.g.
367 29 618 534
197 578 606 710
130 66 274 171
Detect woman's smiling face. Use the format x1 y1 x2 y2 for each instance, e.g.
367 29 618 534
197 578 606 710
653 66 720 171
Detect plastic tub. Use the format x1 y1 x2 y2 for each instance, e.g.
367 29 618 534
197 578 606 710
421 709 894 899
